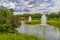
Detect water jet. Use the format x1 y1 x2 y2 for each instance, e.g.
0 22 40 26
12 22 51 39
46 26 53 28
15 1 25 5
41 14 47 25
28 16 32 22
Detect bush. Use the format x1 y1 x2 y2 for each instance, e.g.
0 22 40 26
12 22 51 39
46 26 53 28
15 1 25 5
0 24 13 32
10 15 21 28
0 8 20 33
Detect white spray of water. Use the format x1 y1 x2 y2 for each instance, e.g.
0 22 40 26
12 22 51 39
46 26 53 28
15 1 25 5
41 14 47 25
28 16 32 22
16 21 25 33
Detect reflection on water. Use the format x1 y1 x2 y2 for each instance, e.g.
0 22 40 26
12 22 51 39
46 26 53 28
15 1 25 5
16 24 60 40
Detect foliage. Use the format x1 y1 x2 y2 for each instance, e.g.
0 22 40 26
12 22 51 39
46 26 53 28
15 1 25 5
0 24 13 33
16 13 42 18
0 8 20 33
10 15 21 28
0 8 13 18
46 12 60 19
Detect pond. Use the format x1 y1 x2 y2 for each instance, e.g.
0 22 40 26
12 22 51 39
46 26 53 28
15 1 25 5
16 22 60 40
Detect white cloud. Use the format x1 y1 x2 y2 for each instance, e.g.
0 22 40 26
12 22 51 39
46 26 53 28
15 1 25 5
0 0 60 13
27 5 33 7
8 2 15 9
2 2 8 7
50 0 60 12
24 0 60 13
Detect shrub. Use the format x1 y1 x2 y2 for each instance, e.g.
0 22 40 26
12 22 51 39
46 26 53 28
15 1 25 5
0 8 20 33
0 24 12 32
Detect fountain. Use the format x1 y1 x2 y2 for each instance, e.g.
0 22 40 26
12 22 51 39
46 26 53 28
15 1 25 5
28 16 32 22
41 14 47 25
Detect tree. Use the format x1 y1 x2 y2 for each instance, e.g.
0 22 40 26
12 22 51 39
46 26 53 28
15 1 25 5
0 8 19 33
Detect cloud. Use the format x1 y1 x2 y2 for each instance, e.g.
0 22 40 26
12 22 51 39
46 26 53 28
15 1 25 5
0 0 60 13
23 0 60 13
49 0 60 12
8 2 15 9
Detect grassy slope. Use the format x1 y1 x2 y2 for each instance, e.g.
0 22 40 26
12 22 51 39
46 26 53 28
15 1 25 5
26 19 60 29
0 33 43 40
26 20 41 25
47 19 60 29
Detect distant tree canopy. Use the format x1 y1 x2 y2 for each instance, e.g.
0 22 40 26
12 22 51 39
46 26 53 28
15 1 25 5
16 13 42 18
46 12 60 19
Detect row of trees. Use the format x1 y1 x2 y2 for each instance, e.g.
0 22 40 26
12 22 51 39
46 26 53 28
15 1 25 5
46 12 60 19
16 13 42 20
17 12 60 20
17 13 42 18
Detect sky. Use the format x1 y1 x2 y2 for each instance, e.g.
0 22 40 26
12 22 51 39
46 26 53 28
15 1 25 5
0 0 60 13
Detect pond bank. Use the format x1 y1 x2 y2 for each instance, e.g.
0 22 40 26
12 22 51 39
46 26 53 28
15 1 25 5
25 19 60 30
0 33 43 40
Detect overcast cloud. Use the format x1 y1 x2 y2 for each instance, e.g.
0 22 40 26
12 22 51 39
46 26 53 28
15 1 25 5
0 0 60 13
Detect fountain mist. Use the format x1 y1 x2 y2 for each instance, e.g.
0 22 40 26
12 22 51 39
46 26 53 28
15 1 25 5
28 16 32 22
41 14 47 25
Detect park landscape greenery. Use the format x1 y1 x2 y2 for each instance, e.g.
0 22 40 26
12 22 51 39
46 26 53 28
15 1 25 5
22 12 60 30
0 8 21 33
0 7 60 40
0 8 43 40
17 12 60 30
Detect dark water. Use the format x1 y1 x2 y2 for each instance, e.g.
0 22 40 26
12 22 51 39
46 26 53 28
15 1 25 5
16 24 60 40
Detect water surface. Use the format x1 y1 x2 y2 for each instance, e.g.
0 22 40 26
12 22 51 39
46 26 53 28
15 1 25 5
16 24 60 40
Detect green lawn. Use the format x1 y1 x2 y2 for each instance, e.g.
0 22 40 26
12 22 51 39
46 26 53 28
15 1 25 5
25 19 60 30
26 20 41 25
0 33 43 40
47 19 60 29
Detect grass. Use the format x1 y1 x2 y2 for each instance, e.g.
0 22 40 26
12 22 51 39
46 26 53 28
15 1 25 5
0 33 43 40
26 20 41 25
25 19 60 30
47 19 60 29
